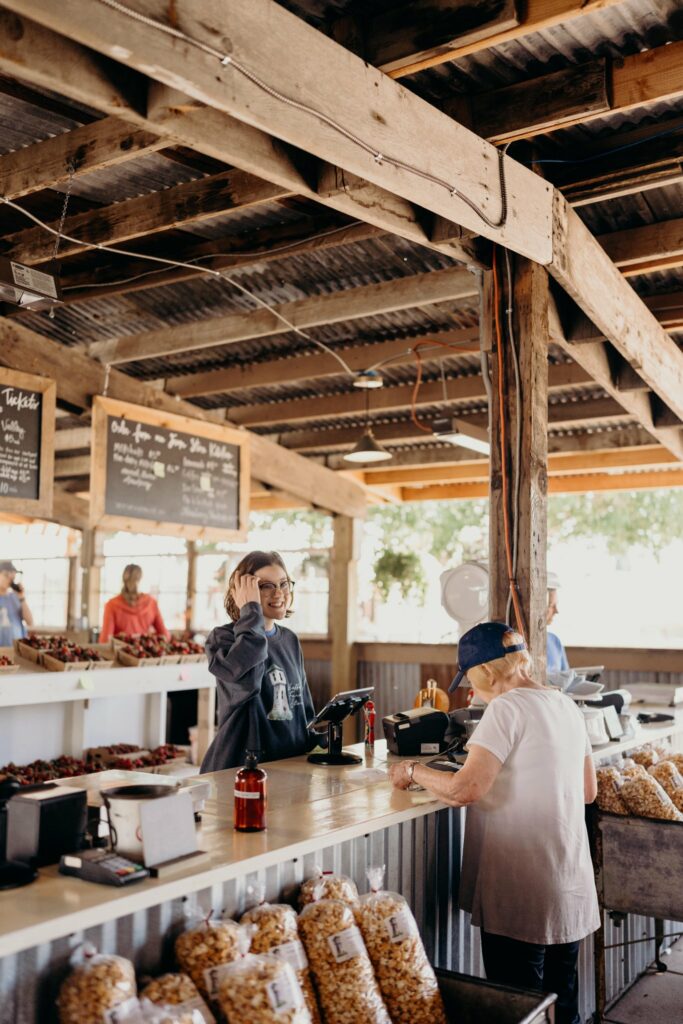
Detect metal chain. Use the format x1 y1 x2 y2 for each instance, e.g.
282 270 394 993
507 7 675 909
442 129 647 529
49 161 75 318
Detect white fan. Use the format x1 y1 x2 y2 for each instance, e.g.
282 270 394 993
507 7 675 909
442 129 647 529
439 561 489 636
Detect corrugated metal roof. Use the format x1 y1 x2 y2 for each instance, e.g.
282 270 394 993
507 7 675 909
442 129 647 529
579 183 683 234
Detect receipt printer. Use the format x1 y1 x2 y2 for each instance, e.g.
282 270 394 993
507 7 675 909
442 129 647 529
383 707 450 756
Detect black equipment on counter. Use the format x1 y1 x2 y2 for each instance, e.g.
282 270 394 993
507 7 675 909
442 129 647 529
6 784 87 867
308 687 374 765
383 707 450 756
0 774 37 891
59 848 149 886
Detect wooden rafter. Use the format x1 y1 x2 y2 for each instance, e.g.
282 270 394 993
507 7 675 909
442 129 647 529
598 218 683 279
449 41 683 145
0 117 165 199
229 361 592 428
87 267 479 365
0 318 366 518
4 168 292 265
278 397 631 453
0 10 482 268
5 0 553 262
367 0 625 78
165 327 480 399
399 469 683 502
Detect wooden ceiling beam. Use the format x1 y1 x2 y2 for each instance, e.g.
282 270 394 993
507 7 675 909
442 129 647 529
56 218 383 305
367 0 624 78
0 8 482 268
452 42 683 145
166 327 480 399
229 361 592 428
54 455 90 478
363 446 679 487
0 117 166 200
87 266 479 365
10 0 552 263
3 167 293 265
548 285 683 460
0 318 367 517
400 468 683 502
598 218 683 279
54 426 91 452
278 397 630 452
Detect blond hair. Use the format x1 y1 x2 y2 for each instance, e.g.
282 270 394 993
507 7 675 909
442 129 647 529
466 630 532 695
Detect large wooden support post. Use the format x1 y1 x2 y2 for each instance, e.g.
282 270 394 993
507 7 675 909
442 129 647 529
330 515 361 701
489 255 549 677
80 528 104 637
185 540 197 634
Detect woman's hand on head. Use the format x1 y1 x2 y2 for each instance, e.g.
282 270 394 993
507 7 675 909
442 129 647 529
232 573 262 610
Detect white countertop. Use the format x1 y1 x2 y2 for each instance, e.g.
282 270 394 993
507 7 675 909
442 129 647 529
1 705 681 959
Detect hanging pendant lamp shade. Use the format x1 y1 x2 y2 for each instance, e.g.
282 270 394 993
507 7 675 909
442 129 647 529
343 427 392 463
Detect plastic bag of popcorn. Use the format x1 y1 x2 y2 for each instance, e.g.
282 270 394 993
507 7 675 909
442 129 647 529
630 746 659 768
174 903 245 1004
619 774 683 822
241 887 320 1023
649 761 683 813
355 867 446 1024
141 973 215 1023
57 944 136 1024
596 766 628 815
216 954 311 1024
298 894 390 1024
298 868 358 909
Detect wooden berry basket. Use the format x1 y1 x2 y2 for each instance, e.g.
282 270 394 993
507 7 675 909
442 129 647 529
116 649 162 668
178 652 206 664
14 638 46 665
0 645 19 672
42 644 115 673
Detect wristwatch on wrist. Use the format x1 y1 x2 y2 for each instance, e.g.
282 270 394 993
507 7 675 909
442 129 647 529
406 761 417 785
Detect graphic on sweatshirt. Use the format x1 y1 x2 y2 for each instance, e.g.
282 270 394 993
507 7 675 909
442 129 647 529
267 666 294 721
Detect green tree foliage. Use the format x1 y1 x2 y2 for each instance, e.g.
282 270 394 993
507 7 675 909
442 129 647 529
368 500 489 565
547 489 683 556
373 549 426 601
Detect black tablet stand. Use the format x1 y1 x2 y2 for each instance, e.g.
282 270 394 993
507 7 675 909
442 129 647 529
307 688 373 766
308 721 363 766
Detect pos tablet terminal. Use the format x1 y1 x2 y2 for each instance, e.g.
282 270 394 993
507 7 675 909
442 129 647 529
307 688 374 765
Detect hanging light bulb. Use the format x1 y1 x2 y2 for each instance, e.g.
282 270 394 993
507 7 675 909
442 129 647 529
343 427 392 463
342 387 392 463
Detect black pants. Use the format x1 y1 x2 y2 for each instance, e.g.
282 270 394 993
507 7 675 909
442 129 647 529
480 930 581 1024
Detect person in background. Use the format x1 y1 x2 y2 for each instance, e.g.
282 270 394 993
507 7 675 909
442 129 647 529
547 570 569 672
100 563 169 642
0 560 34 647
390 622 599 1024
200 550 320 772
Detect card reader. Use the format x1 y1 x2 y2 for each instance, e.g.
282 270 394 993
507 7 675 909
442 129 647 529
59 848 149 886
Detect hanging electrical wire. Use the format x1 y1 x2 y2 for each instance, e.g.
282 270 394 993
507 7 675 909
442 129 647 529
0 194 356 377
96 0 507 230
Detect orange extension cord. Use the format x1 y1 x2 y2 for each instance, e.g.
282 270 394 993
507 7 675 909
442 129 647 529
492 249 527 640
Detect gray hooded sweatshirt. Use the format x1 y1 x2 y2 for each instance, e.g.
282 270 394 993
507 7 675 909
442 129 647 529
200 601 316 772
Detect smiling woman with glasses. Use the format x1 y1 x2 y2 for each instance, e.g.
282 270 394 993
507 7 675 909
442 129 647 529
201 551 321 773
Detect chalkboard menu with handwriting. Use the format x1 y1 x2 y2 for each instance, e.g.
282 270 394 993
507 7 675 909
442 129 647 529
0 368 55 516
91 397 249 539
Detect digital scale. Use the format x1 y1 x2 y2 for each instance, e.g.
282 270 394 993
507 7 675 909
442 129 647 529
59 848 149 886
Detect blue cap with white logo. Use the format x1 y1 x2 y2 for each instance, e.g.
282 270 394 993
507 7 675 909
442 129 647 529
449 621 526 692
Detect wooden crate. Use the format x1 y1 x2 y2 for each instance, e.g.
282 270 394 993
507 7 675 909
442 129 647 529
116 649 162 668
14 639 46 665
41 652 93 673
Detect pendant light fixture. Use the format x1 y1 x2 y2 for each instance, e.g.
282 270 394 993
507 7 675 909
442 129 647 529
343 388 392 464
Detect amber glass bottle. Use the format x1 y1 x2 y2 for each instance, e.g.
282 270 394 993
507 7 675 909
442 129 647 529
234 751 267 832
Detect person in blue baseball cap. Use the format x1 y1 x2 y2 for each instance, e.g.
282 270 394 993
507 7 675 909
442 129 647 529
389 621 599 1024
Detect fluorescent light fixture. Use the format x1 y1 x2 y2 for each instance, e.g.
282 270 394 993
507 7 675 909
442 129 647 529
433 416 490 455
353 370 384 389
343 428 392 463
0 257 62 311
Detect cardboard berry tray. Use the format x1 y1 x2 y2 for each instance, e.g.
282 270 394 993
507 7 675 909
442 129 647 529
41 644 115 673
116 648 163 668
14 638 47 665
0 646 19 673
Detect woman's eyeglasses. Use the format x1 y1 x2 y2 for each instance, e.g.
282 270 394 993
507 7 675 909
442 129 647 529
258 580 294 594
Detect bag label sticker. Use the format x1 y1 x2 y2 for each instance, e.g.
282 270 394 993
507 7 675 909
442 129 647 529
327 925 364 963
385 908 417 943
270 938 308 971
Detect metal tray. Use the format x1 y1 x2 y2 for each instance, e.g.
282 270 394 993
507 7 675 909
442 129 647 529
436 968 555 1023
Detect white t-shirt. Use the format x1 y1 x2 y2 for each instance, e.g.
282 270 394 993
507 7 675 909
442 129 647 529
459 687 600 944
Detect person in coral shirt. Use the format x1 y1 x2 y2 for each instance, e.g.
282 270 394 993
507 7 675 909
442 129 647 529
100 563 169 642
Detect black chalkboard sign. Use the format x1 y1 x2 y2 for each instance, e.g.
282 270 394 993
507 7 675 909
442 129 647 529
0 385 42 501
91 397 249 539
0 369 55 516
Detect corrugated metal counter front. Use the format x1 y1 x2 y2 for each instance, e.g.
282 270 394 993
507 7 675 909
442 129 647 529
0 743 453 1023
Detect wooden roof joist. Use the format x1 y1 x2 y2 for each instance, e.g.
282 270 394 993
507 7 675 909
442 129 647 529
0 318 366 518
0 8 483 269
228 361 593 428
399 468 683 502
87 267 479 366
10 0 681 464
277 397 633 453
366 0 626 78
